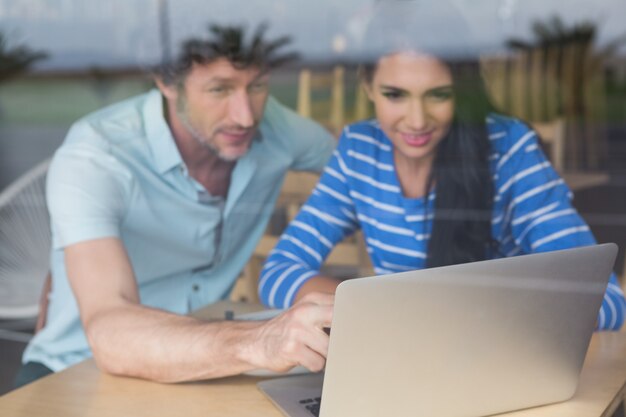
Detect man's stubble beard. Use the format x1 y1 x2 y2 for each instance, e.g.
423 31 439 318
175 94 250 163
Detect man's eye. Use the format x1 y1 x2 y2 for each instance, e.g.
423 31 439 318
208 86 228 94
249 82 268 93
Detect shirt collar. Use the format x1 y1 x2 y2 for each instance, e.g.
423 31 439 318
143 89 185 174
141 88 266 212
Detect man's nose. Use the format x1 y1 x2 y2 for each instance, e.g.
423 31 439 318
229 91 254 128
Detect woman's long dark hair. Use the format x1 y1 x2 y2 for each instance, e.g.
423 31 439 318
361 59 496 268
359 0 499 267
425 61 496 267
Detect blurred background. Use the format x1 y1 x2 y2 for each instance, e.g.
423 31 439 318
1 0 625 396
1 0 625 182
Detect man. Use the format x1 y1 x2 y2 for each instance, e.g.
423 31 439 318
16 24 336 386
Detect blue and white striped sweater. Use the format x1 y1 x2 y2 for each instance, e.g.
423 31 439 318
259 114 626 330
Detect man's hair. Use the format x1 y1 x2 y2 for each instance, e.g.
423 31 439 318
156 22 298 85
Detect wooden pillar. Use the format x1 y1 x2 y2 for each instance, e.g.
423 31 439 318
330 66 345 135
530 48 544 121
297 69 312 118
510 51 529 120
545 46 560 120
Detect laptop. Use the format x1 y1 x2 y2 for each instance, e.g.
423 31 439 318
258 244 618 417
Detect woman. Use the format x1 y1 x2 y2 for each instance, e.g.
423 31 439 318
258 4 625 330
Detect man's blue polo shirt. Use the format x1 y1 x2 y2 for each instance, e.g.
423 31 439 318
23 89 335 371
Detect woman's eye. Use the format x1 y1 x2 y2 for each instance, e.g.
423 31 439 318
428 90 454 101
382 90 404 100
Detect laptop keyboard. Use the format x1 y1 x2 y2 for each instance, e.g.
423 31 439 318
299 396 322 416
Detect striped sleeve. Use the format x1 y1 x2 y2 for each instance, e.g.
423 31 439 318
258 132 359 308
598 275 626 330
493 121 592 254
493 117 625 330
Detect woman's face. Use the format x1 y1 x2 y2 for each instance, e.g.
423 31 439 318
364 52 455 167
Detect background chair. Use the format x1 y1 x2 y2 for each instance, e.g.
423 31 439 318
530 118 566 173
297 65 346 137
230 171 373 303
480 44 609 173
529 118 609 190
0 158 51 320
296 65 375 137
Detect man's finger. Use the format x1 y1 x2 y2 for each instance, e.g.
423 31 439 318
299 291 335 306
301 327 330 358
295 348 326 373
293 303 333 328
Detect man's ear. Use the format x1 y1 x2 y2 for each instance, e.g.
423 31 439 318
154 77 178 100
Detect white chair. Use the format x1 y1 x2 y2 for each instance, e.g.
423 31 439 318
0 159 51 319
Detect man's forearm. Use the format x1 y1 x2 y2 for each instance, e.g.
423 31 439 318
86 303 262 383
65 238 333 381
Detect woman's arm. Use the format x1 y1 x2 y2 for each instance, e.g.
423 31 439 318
259 136 359 309
494 118 626 330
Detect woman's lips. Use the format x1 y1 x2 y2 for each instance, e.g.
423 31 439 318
399 130 434 146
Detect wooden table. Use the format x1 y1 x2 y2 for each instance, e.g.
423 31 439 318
2 313 626 417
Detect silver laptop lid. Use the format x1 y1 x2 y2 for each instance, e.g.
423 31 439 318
319 244 617 417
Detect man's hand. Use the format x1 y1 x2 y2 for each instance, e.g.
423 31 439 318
244 292 334 373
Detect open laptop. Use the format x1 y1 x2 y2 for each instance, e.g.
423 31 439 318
258 244 618 417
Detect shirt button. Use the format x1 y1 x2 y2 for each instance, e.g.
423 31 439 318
192 284 200 292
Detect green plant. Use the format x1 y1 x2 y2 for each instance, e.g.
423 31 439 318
0 31 47 84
